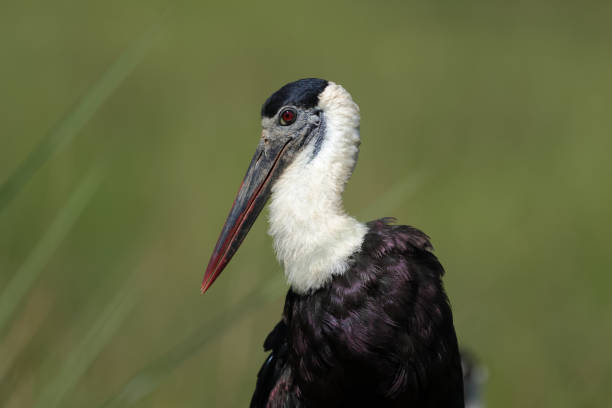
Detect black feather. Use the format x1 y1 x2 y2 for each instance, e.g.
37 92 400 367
251 219 464 407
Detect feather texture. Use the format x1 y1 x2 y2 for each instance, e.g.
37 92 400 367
268 82 367 294
251 219 464 408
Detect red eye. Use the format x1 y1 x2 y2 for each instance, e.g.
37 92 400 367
279 108 297 126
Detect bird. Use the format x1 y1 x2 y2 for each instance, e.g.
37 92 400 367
202 78 464 407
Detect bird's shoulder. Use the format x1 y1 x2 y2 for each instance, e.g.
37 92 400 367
322 217 451 336
344 217 447 298
362 217 437 262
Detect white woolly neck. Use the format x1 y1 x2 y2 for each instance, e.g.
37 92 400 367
268 82 368 294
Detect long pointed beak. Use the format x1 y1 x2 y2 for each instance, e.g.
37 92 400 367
201 137 292 293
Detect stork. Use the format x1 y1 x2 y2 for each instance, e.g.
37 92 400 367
202 79 464 407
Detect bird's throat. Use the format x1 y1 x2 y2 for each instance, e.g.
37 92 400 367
268 108 367 294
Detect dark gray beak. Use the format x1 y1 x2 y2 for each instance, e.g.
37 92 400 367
201 135 292 293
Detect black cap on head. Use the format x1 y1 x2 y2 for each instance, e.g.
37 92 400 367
261 78 329 118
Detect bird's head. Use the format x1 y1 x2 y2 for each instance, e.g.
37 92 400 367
202 78 361 293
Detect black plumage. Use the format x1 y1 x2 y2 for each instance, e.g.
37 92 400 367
251 219 464 407
261 78 329 118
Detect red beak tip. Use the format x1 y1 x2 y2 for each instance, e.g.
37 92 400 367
200 281 210 294
200 272 216 294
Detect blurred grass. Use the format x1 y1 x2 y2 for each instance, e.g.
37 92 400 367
34 274 136 408
1 0 611 407
98 276 285 408
0 17 160 213
0 167 104 333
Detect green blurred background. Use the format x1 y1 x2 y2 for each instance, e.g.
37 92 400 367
1 0 611 406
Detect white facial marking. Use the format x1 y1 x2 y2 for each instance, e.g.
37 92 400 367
268 82 368 294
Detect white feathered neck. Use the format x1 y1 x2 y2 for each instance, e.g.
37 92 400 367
268 82 368 294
